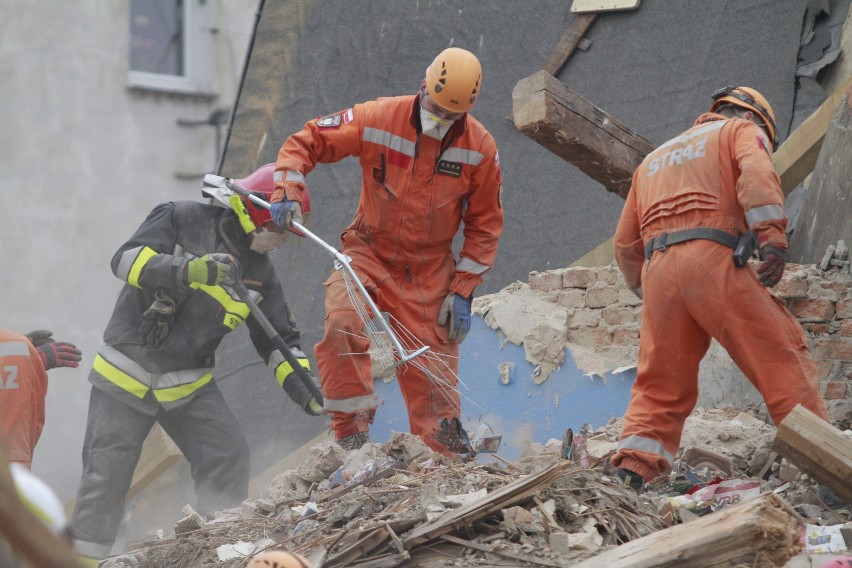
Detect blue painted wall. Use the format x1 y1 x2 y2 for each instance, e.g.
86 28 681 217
371 316 636 460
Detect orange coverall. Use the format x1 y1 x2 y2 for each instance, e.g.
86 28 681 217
0 329 48 469
273 95 503 450
611 113 829 481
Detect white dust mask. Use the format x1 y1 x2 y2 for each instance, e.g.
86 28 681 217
420 108 454 140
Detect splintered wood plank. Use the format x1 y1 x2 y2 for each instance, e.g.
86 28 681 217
772 404 852 502
403 461 573 547
570 494 801 568
512 70 655 199
773 76 852 195
542 14 597 77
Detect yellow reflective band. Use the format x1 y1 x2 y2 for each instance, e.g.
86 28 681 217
127 246 158 288
275 358 311 387
222 312 245 330
189 283 251 320
230 194 256 234
153 373 213 403
93 355 149 399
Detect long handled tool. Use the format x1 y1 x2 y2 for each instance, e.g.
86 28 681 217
227 256 324 415
203 173 429 375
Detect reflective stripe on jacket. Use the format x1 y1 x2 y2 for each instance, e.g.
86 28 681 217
615 113 787 290
95 201 303 414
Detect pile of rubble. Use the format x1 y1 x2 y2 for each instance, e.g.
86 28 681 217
102 407 851 568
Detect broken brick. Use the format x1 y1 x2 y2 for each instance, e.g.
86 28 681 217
612 327 639 345
790 299 835 322
805 323 830 335
601 306 635 326
837 299 852 319
556 288 585 309
841 319 852 337
562 267 596 289
585 287 618 308
773 277 809 299
567 327 613 348
812 337 852 361
822 381 848 400
568 308 600 328
529 270 564 292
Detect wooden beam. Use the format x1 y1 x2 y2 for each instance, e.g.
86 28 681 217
542 14 597 77
512 70 655 198
773 76 852 195
772 404 852 502
570 494 800 568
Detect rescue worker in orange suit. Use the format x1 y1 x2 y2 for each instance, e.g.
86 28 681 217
611 86 830 490
269 47 504 452
0 329 81 470
70 165 322 564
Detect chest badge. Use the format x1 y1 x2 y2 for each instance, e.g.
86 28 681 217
436 160 462 178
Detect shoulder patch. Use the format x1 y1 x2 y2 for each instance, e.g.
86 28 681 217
316 108 354 128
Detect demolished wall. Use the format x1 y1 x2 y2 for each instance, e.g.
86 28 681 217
474 261 852 423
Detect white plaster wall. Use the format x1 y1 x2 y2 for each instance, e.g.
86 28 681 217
0 0 259 501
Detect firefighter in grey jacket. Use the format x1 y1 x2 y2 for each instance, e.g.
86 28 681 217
71 165 321 563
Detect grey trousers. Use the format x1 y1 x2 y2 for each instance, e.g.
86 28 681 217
70 383 250 558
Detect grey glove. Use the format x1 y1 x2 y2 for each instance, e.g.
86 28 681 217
25 329 55 347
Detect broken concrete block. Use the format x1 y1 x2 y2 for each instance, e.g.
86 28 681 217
568 530 602 551
297 443 346 483
549 531 572 555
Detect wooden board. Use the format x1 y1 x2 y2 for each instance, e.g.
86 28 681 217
772 404 852 502
572 0 641 13
570 494 800 568
512 70 655 199
773 76 852 195
403 460 572 547
542 14 597 76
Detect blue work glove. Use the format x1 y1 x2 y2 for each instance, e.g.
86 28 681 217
757 245 786 288
438 293 472 343
269 200 303 228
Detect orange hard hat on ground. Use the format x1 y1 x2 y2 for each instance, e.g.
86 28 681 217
710 85 778 149
247 550 313 568
425 47 482 113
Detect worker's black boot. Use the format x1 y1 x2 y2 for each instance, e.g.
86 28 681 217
616 468 645 492
338 431 370 451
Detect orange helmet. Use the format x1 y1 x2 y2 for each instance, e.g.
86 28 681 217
247 550 313 568
710 86 778 149
425 47 482 113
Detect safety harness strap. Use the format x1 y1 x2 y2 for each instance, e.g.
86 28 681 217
644 228 739 259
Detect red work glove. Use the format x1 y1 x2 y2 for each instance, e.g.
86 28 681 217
37 342 82 370
757 245 786 288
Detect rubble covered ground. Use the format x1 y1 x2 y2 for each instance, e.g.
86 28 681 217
101 406 852 568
